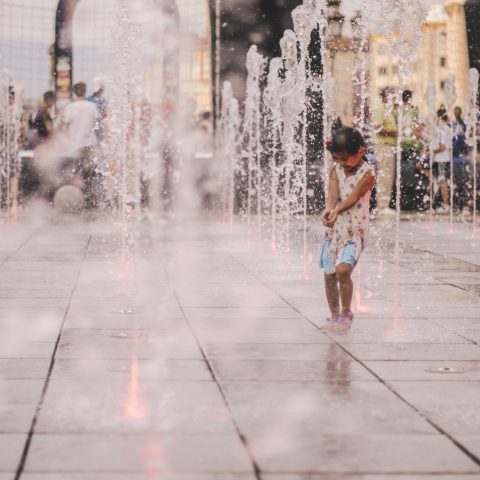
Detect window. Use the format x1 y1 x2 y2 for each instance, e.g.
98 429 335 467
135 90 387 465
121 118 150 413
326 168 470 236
440 32 447 46
440 57 446 67
440 80 445 90
378 66 388 75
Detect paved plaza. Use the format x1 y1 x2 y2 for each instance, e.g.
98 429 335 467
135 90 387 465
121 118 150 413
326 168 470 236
0 209 479 479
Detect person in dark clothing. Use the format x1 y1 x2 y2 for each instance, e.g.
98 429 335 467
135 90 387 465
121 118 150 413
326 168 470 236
33 91 55 143
86 77 108 143
450 106 473 213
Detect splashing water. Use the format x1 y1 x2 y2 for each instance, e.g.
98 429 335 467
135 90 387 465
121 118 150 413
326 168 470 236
381 0 425 263
425 80 437 229
0 70 22 221
443 73 457 231
243 45 266 238
465 68 479 236
264 58 283 251
220 81 241 229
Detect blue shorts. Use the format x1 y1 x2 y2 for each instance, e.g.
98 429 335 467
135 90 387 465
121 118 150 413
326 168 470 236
319 239 360 275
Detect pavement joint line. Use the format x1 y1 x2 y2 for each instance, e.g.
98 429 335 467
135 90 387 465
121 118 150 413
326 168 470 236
14 234 92 480
173 290 262 480
456 334 479 347
436 278 480 298
208 231 480 469
278 296 480 469
0 225 44 267
382 237 480 274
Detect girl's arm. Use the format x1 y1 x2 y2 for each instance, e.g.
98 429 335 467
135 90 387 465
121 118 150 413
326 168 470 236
321 166 339 225
326 166 340 209
325 170 374 227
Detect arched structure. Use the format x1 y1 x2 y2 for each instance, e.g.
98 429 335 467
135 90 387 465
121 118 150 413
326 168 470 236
53 0 180 107
53 0 80 107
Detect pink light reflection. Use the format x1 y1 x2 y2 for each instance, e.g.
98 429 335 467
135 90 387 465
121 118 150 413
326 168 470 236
143 437 167 478
386 287 405 337
123 357 147 420
271 241 277 254
354 286 369 313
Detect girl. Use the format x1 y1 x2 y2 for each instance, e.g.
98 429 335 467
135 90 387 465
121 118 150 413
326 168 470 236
320 127 375 332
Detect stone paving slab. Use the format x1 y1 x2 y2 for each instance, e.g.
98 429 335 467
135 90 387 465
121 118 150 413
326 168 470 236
0 434 27 472
56 328 202 360
0 217 479 477
204 343 351 360
0 379 44 404
332 329 468 345
340 343 480 361
461 331 480 342
0 404 37 433
22 475 257 480
52 358 210 381
184 306 304 319
457 436 480 458
222 381 436 436
262 475 480 479
196 328 332 345
26 434 253 474
251 434 480 473
36 379 235 435
212 359 377 382
364 361 480 381
0 342 54 359
388 381 480 435
0 359 50 379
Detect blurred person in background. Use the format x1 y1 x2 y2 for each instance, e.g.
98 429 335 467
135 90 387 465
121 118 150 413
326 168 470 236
432 107 452 214
373 87 397 216
450 106 472 215
195 111 214 210
87 76 108 144
398 90 425 210
61 82 101 208
400 90 422 162
32 90 55 146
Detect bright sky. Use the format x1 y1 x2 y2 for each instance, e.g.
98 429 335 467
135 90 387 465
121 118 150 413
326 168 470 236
0 0 444 102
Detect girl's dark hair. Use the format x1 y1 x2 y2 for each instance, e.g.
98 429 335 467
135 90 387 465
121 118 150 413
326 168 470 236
327 127 365 155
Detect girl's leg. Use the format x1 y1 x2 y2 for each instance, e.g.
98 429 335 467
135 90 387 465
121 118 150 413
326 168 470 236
324 273 340 319
335 262 353 314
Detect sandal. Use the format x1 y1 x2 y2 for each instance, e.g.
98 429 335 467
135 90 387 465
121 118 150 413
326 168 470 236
320 317 338 332
333 311 354 333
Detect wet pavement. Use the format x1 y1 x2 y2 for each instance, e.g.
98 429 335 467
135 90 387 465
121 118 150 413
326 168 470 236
0 212 479 479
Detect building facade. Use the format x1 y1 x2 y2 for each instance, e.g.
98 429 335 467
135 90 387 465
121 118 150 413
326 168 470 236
176 0 212 113
368 0 470 117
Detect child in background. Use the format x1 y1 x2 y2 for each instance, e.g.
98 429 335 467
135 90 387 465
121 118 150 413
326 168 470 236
320 127 375 332
432 108 452 214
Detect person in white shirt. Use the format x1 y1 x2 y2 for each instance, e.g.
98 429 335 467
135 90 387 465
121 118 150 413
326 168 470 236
61 82 101 208
62 82 98 153
432 108 452 213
